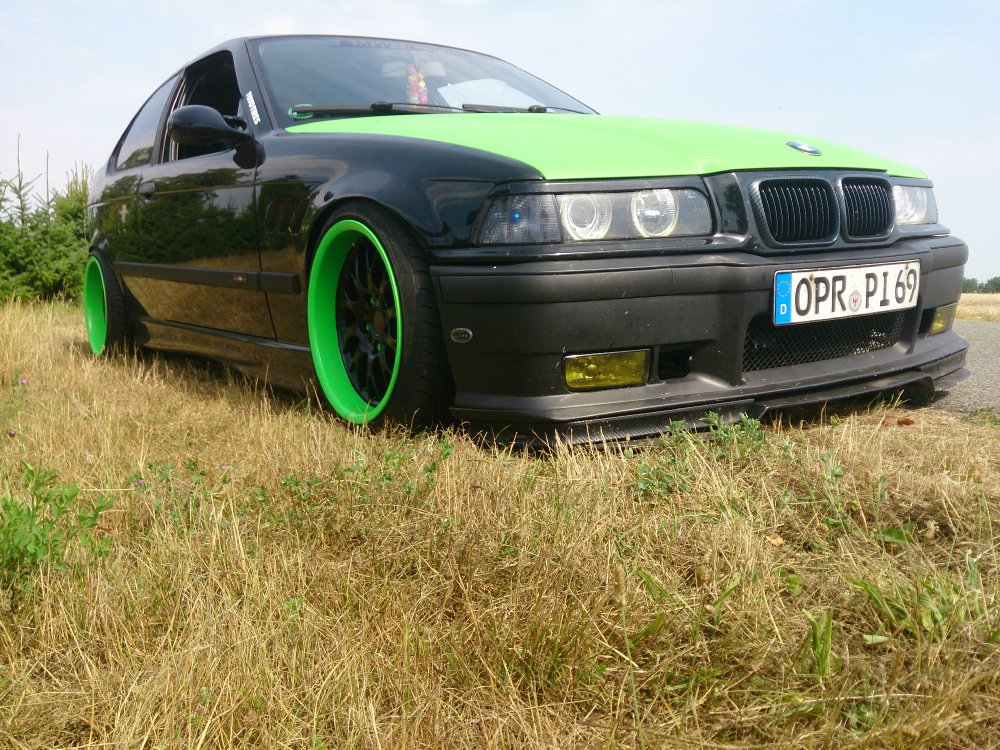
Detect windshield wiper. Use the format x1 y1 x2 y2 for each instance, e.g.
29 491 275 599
461 103 549 113
460 103 593 114
538 105 593 115
289 101 594 119
289 102 464 118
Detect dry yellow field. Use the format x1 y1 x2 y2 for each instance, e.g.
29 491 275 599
2 301 998 749
957 293 1000 322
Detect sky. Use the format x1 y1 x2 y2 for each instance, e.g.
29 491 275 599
1 0 997 280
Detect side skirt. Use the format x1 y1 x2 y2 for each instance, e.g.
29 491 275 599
134 316 315 392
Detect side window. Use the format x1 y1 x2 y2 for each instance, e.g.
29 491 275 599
115 76 177 171
169 52 243 161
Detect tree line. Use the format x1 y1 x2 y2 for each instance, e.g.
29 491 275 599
964 277 1000 294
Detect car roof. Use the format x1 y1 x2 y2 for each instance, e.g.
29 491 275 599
183 34 502 70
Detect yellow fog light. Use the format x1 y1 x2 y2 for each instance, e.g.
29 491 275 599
563 350 649 391
929 303 957 335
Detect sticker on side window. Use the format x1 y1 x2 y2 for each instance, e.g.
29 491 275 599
246 91 261 125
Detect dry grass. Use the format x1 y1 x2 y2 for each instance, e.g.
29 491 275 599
1 300 998 749
957 293 1000 322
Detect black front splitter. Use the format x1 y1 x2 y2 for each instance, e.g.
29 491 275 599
463 363 971 447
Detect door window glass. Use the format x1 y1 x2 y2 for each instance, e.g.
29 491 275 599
115 76 176 171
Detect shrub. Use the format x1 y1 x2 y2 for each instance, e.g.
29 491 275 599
0 164 90 301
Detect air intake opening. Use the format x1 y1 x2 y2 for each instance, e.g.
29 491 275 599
656 345 693 380
743 311 906 372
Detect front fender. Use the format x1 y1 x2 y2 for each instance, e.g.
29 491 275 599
259 131 542 250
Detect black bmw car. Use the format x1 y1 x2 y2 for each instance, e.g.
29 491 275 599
85 35 969 443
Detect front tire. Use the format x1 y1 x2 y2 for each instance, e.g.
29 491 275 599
307 203 448 428
83 252 128 355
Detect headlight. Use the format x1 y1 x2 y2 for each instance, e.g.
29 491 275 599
893 186 938 225
477 195 561 244
558 193 613 240
477 188 712 244
631 189 679 237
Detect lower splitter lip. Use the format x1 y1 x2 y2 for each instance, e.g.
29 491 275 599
460 351 970 446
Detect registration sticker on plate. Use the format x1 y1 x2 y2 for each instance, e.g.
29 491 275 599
774 261 920 325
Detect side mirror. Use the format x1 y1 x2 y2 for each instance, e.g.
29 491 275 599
167 105 248 147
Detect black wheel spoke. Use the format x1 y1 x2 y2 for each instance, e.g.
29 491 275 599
344 347 364 382
346 277 365 302
337 298 361 319
365 249 378 291
377 353 392 379
353 247 367 290
336 236 397 406
365 355 378 398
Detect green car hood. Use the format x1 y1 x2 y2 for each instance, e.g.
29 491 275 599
287 114 925 180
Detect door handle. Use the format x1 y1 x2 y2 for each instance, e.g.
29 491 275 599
138 181 156 198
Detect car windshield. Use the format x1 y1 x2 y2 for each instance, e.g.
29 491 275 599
249 36 596 128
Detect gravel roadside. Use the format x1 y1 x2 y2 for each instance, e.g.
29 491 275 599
930 319 999 414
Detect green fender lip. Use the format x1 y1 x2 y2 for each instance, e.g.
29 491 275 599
308 219 403 424
84 256 108 355
288 114 926 180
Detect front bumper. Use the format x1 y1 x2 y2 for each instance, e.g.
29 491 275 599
430 234 969 443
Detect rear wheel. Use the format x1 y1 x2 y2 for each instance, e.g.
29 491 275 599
83 252 128 355
307 203 448 428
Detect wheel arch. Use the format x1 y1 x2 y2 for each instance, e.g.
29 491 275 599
87 234 130 306
303 195 430 278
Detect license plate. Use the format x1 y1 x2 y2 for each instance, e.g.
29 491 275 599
773 261 920 326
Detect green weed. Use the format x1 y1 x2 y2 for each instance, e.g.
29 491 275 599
855 572 979 643
0 461 112 608
801 609 834 679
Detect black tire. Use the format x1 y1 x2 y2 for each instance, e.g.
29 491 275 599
83 251 129 356
306 202 449 429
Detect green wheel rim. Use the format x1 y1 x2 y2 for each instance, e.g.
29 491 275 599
84 256 108 355
308 219 403 423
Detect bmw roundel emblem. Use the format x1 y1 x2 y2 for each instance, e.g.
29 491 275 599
787 141 822 156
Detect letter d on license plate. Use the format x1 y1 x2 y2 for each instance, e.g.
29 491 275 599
773 261 920 325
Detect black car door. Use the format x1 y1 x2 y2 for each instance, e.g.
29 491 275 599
123 51 273 339
92 76 178 277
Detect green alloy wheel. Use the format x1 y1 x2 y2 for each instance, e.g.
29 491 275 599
307 203 448 427
84 253 128 355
